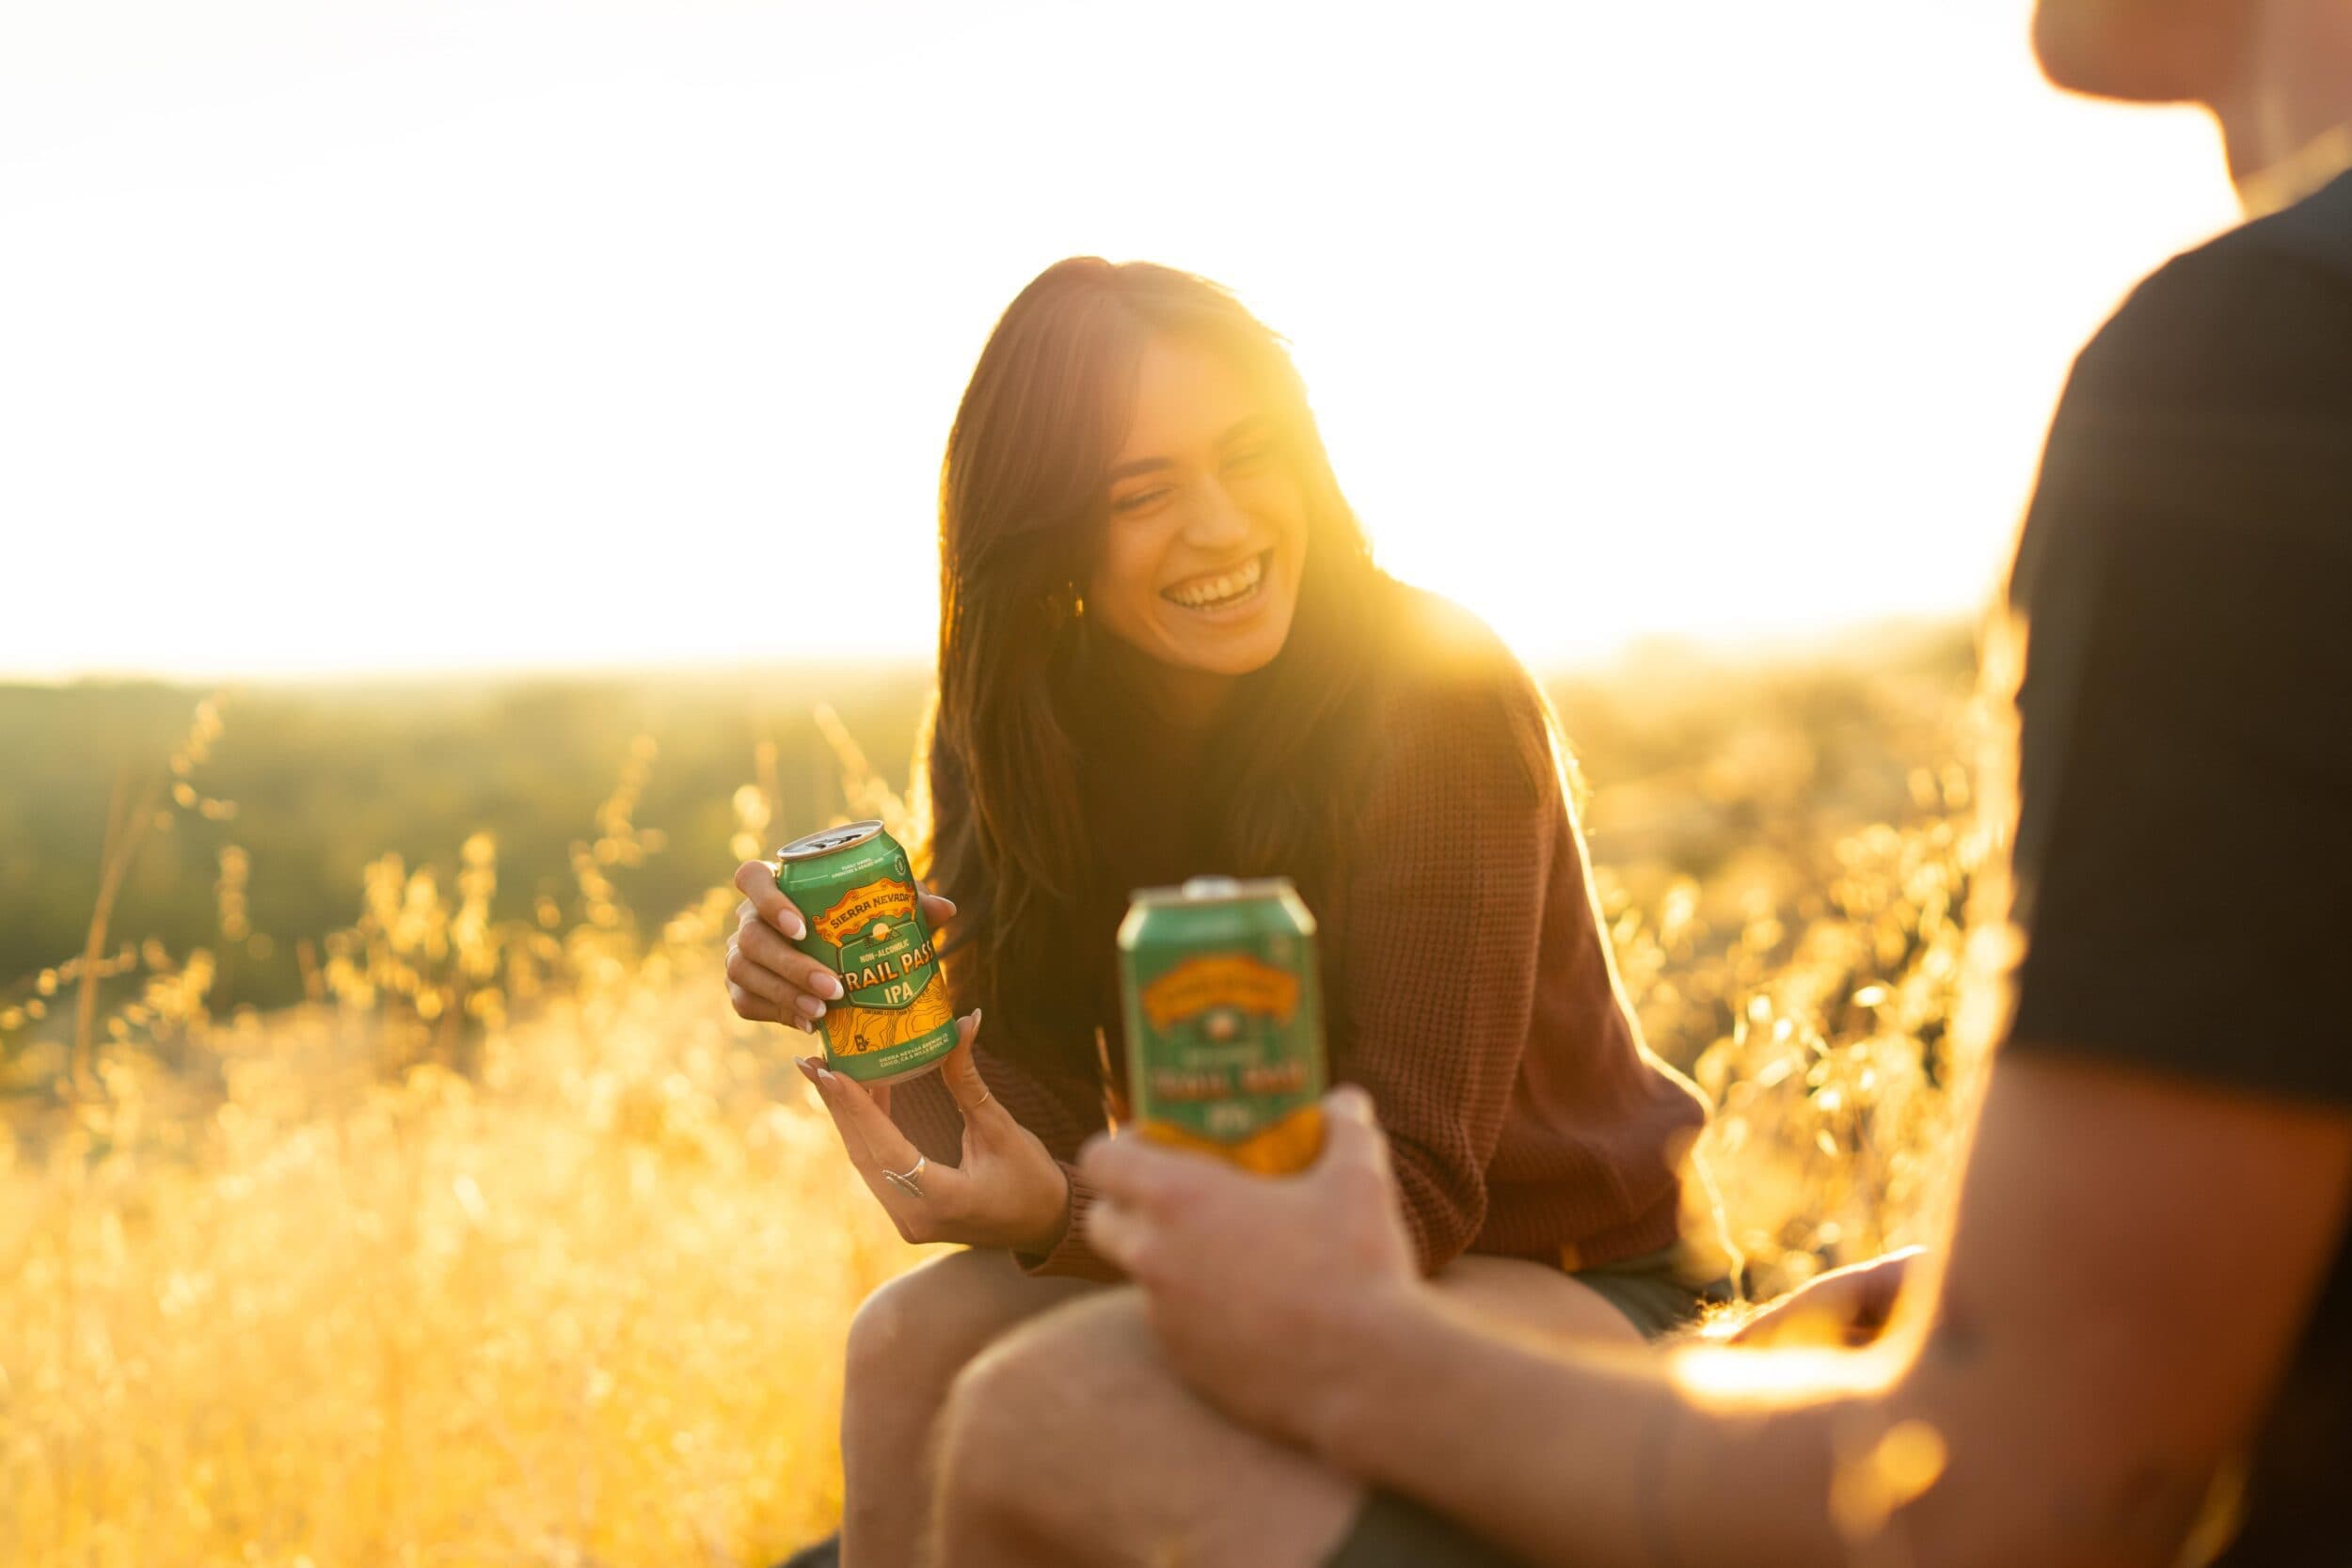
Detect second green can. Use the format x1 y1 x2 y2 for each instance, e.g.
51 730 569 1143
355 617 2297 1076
774 819 959 1085
1117 875 1328 1174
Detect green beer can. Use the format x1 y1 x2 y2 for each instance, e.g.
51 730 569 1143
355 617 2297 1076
1117 875 1328 1174
774 820 959 1085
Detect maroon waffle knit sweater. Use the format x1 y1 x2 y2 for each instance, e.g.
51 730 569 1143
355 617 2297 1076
889 595 1708 1281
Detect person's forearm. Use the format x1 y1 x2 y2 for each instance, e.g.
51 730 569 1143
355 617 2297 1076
1305 1286 1865 1568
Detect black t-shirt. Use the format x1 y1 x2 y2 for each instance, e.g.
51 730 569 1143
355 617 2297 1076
2005 165 2352 1562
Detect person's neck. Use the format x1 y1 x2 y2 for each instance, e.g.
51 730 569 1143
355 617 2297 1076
2210 0 2352 214
1142 662 1234 733
1089 626 1235 736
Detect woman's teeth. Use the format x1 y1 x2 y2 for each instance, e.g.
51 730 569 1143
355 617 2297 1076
1163 553 1266 610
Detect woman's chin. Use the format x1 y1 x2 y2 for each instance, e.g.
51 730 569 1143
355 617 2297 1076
1151 598 1297 677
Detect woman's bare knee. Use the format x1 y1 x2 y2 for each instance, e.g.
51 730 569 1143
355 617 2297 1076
842 1251 1091 1497
1432 1254 1647 1348
847 1247 1093 1390
931 1291 1141 1536
842 1252 1102 1566
934 1291 1359 1568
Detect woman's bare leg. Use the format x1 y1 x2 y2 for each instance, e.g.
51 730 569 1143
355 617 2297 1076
839 1247 1097 1568
930 1257 1642 1568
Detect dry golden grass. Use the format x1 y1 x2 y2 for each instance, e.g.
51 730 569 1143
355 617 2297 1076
1 665 1994 1565
4 990 922 1567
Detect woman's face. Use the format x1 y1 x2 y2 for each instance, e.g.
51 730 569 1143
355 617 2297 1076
1087 333 1310 680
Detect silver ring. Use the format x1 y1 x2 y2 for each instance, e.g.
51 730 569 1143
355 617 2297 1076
882 1155 928 1199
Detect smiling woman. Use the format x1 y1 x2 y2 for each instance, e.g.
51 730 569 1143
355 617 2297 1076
1090 343 1309 688
724 257 1722 1568
923 258 1386 1014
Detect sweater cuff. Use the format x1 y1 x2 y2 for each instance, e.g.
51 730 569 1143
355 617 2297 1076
1012 1163 1126 1283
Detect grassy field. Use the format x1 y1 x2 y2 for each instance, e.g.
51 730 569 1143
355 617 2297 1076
0 627 1997 1566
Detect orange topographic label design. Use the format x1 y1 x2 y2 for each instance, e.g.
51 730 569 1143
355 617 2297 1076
1139 954 1299 1032
823 981 953 1058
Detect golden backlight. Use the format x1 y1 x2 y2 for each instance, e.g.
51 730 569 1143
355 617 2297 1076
0 0 2234 680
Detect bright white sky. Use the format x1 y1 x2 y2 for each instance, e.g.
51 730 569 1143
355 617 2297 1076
0 0 2237 680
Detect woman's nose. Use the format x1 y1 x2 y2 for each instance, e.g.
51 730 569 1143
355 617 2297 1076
1181 477 1252 548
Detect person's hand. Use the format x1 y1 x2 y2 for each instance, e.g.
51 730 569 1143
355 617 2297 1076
724 857 956 1032
1080 1086 1422 1449
796 1012 1073 1256
1730 1246 1923 1349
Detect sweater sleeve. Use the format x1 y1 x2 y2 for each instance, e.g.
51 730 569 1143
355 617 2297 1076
1338 669 1563 1275
887 1029 1125 1283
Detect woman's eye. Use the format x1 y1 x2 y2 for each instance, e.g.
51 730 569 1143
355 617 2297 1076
1223 445 1274 473
1112 486 1171 515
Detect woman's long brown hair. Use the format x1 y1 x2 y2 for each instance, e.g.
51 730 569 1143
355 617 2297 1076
923 258 1385 1081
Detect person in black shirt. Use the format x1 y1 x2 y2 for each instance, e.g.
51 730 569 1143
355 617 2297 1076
917 3 2352 1566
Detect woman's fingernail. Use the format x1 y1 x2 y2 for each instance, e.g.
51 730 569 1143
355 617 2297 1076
973 1006 983 1025
797 995 825 1020
818 973 846 1001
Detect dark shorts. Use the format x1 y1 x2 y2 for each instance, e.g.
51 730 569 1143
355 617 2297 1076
1567 1242 1734 1342
1322 1245 1731 1568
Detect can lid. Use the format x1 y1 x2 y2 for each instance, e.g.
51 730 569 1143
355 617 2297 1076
777 819 886 862
1135 874 1296 906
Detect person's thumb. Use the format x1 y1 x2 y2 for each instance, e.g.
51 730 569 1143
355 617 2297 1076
1318 1085 1390 1170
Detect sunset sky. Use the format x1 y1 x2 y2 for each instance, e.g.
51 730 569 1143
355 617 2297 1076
0 1 2239 680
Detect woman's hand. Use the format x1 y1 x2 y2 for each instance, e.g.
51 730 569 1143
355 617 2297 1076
797 1012 1073 1257
724 857 956 1031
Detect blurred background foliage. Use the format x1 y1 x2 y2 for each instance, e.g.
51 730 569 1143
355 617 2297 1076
0 623 1968 1043
0 669 931 1022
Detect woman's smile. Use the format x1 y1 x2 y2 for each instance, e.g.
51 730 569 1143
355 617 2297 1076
1160 548 1273 615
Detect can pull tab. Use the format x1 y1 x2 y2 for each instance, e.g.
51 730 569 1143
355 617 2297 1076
1181 875 1242 898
